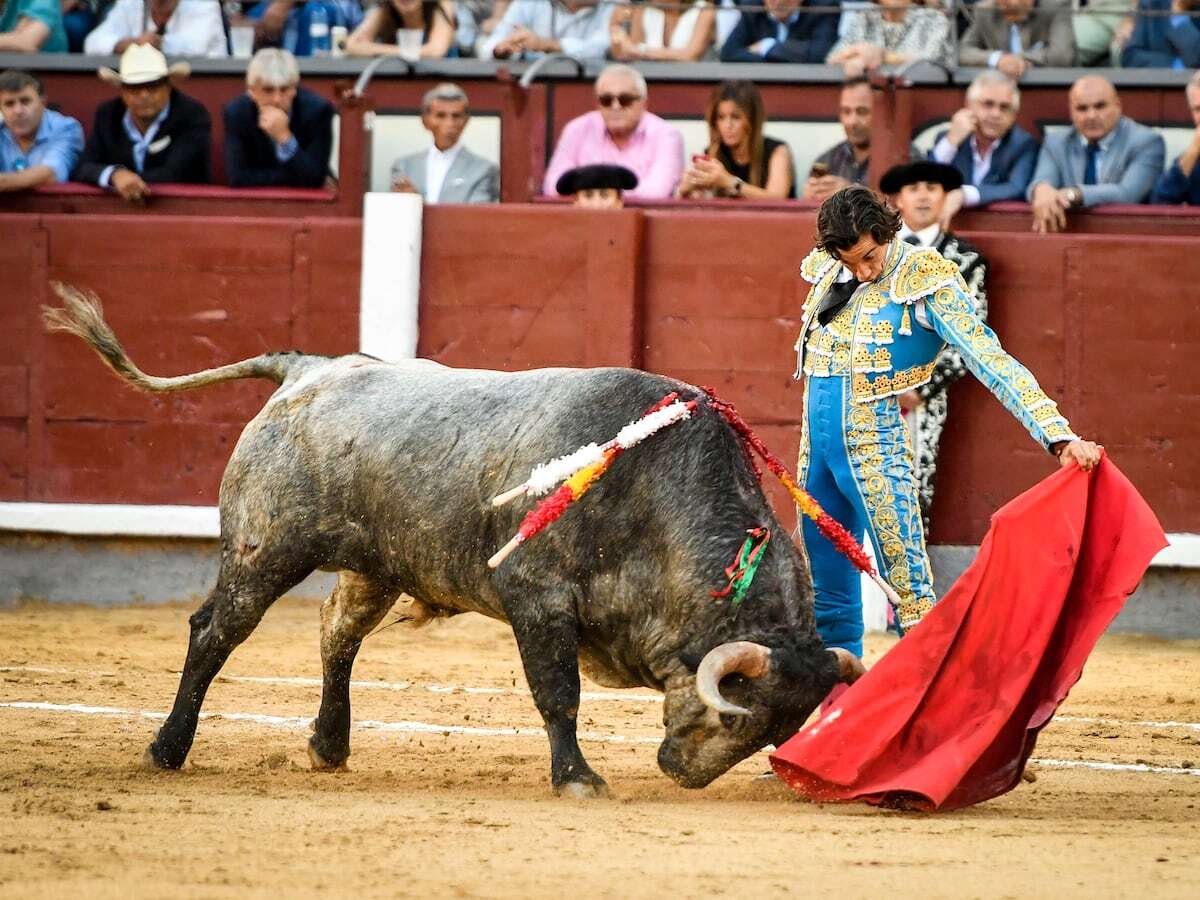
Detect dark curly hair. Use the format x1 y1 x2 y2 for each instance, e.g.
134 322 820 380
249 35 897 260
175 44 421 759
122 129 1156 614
815 184 901 255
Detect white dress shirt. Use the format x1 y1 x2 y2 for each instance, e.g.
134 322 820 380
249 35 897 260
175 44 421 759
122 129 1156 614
931 133 999 207
898 221 941 247
83 0 229 57
425 141 463 204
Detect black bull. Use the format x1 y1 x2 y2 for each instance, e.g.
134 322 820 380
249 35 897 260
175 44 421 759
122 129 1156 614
45 286 861 797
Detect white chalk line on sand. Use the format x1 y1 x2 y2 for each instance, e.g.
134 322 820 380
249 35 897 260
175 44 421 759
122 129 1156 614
2 699 1199 780
5 665 1200 735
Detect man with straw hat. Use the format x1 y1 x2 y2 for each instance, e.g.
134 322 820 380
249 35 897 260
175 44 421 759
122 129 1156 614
72 43 211 204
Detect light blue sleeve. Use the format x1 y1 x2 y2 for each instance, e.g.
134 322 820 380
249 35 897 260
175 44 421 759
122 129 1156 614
40 115 84 184
923 275 1078 452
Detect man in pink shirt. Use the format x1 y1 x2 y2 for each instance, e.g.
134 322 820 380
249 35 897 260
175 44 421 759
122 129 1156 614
543 63 684 201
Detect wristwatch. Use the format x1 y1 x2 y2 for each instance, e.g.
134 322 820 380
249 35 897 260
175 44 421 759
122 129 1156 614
730 177 743 197
1066 186 1084 207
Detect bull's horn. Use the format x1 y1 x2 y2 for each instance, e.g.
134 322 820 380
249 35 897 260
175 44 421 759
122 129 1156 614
830 648 867 684
695 641 772 718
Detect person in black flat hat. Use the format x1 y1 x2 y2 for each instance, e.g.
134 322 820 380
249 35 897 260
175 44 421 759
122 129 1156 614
880 159 989 536
555 163 638 210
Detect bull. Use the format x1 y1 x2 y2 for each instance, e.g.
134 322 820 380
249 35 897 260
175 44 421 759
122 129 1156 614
44 285 862 797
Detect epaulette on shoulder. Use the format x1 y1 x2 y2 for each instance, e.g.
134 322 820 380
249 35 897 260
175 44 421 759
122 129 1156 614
799 247 838 285
890 246 963 304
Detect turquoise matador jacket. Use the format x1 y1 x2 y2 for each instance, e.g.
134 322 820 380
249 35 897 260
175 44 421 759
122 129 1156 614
792 239 1078 635
794 240 1078 452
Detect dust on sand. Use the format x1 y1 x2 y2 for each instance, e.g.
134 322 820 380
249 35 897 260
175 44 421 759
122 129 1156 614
1 599 1197 898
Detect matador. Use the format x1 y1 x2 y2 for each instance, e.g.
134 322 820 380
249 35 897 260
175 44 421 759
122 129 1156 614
793 186 1101 658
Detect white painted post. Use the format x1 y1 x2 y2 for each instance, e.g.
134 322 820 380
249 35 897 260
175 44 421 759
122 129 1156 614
359 191 423 361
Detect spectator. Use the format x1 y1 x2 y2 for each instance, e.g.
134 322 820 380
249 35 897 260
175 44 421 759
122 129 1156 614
609 0 717 62
1122 0 1200 67
62 1 111 53
803 75 871 202
826 0 953 76
927 70 1038 224
84 0 228 57
73 43 211 204
0 70 83 193
455 0 509 55
247 1 365 57
959 0 1077 77
223 48 333 188
390 82 499 203
1150 70 1200 203
1026 75 1165 233
542 64 684 200
481 0 612 60
677 80 795 200
1074 0 1136 65
879 159 990 535
720 0 839 63
555 163 637 209
0 0 67 52
346 0 456 60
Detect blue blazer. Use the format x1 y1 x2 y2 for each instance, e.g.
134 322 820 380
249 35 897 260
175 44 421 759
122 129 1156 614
932 124 1039 205
1026 116 1165 205
720 1 840 63
1150 158 1200 205
1122 0 1200 68
223 86 334 188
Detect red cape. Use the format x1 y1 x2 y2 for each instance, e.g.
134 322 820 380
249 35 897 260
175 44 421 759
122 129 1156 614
769 457 1167 811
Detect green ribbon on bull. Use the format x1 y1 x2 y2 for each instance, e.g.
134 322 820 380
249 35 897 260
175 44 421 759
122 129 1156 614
712 527 771 612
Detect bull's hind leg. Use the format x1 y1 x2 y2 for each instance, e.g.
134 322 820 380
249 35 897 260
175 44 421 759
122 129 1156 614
145 556 312 770
503 592 610 799
308 571 398 770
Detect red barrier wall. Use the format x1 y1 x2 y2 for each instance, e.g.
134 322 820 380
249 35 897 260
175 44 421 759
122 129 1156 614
3 207 1196 545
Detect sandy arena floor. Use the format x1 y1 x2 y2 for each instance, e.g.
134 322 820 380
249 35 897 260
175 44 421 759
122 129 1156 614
0 598 1197 899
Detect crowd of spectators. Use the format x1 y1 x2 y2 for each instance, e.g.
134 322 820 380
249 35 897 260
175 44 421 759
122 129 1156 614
0 1 1198 70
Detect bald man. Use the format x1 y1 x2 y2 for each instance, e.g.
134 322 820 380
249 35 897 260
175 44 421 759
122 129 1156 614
1026 75 1165 233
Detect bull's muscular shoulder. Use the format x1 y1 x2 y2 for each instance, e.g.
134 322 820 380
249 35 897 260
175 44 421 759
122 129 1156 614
799 247 838 285
889 246 966 304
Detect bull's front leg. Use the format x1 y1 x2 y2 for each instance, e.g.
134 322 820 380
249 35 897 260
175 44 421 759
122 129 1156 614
504 599 610 799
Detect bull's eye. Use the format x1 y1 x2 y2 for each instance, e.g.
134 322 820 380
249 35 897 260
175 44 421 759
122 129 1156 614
718 713 741 730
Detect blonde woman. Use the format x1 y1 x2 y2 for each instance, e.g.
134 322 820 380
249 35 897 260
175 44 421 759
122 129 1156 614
677 80 794 200
609 0 716 62
827 0 952 76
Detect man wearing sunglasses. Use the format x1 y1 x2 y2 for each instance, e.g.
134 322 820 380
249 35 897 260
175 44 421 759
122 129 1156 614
73 43 211 204
542 63 684 201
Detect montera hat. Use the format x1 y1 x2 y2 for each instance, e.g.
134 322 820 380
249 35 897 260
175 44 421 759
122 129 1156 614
555 164 639 196
99 43 191 87
879 160 964 195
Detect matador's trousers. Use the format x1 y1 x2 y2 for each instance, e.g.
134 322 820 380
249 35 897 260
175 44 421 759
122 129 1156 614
798 375 936 657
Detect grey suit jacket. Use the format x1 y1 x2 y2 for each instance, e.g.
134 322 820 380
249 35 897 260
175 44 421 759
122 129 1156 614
1025 117 1165 206
390 146 499 203
959 0 1076 67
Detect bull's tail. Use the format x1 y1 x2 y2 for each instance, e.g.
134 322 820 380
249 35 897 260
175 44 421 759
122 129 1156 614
43 283 299 393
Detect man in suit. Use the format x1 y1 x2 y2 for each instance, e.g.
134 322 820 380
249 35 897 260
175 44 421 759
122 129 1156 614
927 70 1039 226
720 0 840 64
224 48 333 189
1122 0 1200 68
391 83 498 204
1151 70 1200 204
959 0 1077 77
880 160 989 534
1026 75 1165 233
72 43 210 204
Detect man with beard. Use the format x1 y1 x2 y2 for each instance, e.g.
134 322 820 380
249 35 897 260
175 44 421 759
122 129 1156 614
880 160 989 535
804 75 871 202
793 185 1100 659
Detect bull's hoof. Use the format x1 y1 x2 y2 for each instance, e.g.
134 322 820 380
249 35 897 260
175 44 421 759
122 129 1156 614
554 780 612 800
142 742 183 771
307 738 349 772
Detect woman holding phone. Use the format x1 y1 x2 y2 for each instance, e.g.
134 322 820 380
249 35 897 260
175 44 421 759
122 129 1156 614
677 80 794 200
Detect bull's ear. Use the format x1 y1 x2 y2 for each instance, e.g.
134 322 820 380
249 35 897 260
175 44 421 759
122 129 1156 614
829 648 866 684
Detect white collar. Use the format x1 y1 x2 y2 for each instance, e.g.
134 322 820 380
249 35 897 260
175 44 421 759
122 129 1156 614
899 221 941 247
1078 125 1119 151
430 141 464 163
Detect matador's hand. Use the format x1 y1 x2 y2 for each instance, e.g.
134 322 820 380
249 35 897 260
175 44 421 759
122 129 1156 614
1056 439 1103 471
